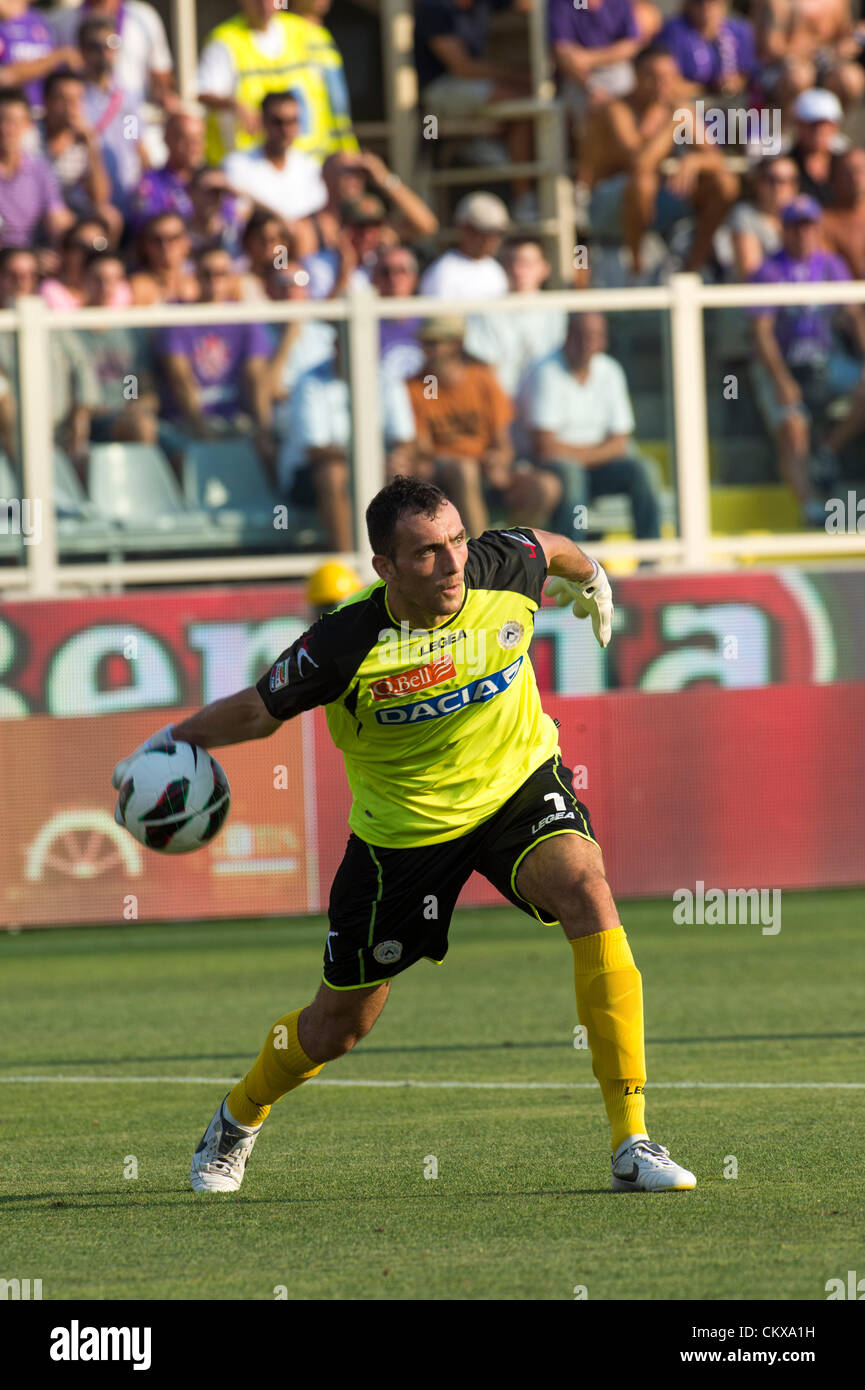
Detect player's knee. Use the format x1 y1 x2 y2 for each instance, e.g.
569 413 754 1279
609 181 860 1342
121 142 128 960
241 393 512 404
302 989 384 1061
560 867 615 930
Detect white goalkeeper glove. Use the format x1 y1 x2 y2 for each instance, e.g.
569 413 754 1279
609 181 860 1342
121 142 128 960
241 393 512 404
111 725 177 821
546 560 614 649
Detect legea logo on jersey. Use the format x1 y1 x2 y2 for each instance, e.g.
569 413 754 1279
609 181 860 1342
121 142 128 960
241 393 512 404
375 657 522 724
370 653 457 701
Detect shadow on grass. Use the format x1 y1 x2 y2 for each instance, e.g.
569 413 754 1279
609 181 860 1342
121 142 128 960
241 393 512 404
0 1186 615 1208
18 1029 865 1071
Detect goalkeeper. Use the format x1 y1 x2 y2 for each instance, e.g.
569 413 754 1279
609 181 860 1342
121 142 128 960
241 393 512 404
113 476 695 1195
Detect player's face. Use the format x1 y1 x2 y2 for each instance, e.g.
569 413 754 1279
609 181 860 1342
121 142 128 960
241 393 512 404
380 503 469 623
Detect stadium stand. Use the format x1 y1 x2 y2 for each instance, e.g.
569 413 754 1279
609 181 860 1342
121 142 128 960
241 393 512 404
0 0 864 588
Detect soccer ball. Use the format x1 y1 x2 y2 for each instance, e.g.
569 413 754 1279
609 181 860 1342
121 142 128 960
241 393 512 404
116 741 230 854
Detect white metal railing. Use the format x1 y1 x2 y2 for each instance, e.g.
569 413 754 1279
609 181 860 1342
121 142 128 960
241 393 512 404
2 274 865 597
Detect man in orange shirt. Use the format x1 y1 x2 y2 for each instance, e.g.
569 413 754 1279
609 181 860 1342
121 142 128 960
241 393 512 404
406 316 515 537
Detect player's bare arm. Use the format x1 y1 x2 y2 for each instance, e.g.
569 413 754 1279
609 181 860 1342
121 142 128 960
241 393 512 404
170 686 281 750
532 528 597 582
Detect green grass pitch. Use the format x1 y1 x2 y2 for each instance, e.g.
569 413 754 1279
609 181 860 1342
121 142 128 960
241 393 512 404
1 890 863 1301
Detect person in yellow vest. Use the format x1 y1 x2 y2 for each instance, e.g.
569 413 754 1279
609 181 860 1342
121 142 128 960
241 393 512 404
288 0 356 156
197 0 357 165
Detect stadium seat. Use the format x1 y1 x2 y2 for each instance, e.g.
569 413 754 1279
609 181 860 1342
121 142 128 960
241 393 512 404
0 448 121 559
86 442 219 552
53 447 124 556
181 438 323 550
0 450 23 559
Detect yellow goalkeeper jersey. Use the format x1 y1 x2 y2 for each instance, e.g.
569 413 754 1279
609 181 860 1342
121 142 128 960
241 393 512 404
256 528 559 847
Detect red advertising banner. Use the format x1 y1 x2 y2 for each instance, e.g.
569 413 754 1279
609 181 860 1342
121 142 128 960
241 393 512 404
1 566 863 721
0 710 315 928
2 682 863 928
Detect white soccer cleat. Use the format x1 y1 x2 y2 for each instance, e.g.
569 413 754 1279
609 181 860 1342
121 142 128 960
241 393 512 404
190 1097 260 1192
611 1137 696 1193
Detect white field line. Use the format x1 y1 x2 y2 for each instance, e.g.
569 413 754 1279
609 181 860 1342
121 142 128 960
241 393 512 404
0 1076 861 1090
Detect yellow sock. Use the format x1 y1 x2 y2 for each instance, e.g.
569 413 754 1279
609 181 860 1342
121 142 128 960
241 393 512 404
570 927 647 1153
226 1008 324 1127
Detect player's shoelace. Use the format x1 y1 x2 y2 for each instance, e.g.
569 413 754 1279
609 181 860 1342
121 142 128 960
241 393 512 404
626 1141 675 1166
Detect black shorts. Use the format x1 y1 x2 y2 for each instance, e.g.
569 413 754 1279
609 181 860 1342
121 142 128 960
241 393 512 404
323 754 599 990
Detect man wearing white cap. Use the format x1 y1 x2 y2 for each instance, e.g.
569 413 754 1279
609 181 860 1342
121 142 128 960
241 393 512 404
418 191 509 299
789 88 849 207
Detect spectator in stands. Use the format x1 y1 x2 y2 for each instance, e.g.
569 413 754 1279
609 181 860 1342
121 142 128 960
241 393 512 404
465 236 566 409
265 257 334 403
83 245 132 307
41 216 127 309
414 0 535 218
0 88 71 247
517 311 660 542
49 0 176 114
723 154 799 280
0 244 37 456
197 0 357 165
822 147 865 278
752 0 865 110
77 250 161 445
130 108 207 230
405 315 514 537
372 245 425 385
788 88 848 207
38 70 120 241
78 14 144 217
318 148 439 245
283 0 358 157
157 245 276 475
339 194 398 287
223 89 328 235
585 45 739 275
277 326 414 546
749 194 865 525
0 0 82 115
0 245 99 470
129 211 199 304
549 0 645 112
302 150 438 297
274 330 353 551
236 208 292 300
659 0 758 100
187 167 245 257
419 191 509 298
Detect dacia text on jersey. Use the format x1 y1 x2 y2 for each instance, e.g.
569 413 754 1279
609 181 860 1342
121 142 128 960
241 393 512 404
374 657 523 724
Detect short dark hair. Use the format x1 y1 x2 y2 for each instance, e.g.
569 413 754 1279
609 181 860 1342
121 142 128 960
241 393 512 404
84 247 124 274
366 475 449 559
140 210 185 237
635 43 672 68
0 245 36 275
43 70 85 102
61 215 110 251
0 88 30 113
241 207 287 247
194 242 232 267
261 89 300 119
502 235 546 257
79 15 116 44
